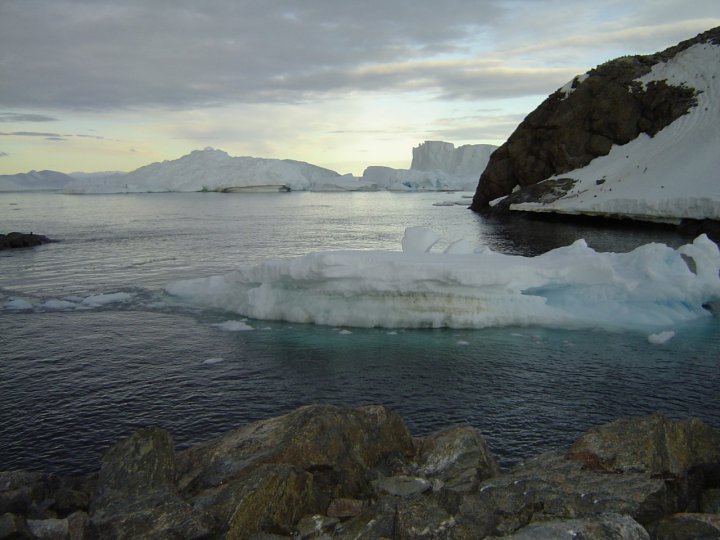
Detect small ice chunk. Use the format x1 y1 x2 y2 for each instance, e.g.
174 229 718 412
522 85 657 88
43 299 77 310
648 330 675 344
456 340 470 346
81 292 132 307
338 329 352 335
401 226 440 253
202 357 224 364
4 298 34 310
213 320 254 331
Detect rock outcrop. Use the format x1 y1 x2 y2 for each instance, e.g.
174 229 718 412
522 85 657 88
470 26 719 216
0 232 54 250
1 407 719 539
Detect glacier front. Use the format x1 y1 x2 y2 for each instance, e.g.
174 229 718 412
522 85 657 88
165 228 720 331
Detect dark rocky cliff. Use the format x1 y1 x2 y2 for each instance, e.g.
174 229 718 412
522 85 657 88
470 26 720 213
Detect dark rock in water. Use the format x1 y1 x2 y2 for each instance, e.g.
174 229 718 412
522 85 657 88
471 26 719 213
1 407 719 538
0 232 54 250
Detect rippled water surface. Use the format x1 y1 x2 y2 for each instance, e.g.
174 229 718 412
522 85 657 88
1 192 718 473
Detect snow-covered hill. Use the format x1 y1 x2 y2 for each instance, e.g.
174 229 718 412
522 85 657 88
0 170 75 192
498 31 720 223
63 148 348 193
61 141 496 194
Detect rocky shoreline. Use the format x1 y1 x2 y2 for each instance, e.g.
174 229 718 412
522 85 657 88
0 232 54 251
1 406 719 539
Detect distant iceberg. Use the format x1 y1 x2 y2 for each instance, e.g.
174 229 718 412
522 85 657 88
62 141 497 194
165 228 720 330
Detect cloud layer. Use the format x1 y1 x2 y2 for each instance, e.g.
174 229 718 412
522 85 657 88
4 0 715 111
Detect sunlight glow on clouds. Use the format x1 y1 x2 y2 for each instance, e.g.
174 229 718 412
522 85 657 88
0 0 719 175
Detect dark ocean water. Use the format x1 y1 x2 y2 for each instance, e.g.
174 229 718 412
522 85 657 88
1 192 718 474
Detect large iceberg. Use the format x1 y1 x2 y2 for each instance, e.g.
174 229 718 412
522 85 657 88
165 228 720 330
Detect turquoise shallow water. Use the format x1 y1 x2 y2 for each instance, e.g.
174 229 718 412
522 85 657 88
1 192 718 473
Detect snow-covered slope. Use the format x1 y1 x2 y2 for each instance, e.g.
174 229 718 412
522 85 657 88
63 148 347 193
510 41 720 222
0 170 74 192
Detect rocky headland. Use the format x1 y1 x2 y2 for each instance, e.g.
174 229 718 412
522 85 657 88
470 26 720 236
0 232 54 251
2 405 719 539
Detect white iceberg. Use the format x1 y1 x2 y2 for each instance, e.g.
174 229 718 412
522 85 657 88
165 228 720 330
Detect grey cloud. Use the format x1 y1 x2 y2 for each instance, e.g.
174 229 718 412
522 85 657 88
0 112 58 122
0 131 65 137
0 0 517 109
1 1 718 111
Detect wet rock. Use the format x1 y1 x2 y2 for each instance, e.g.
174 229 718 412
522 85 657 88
91 427 214 539
26 517 68 539
326 498 364 519
177 404 414 500
373 475 432 498
224 464 315 539
417 425 500 493
0 471 48 516
294 514 339 539
0 512 33 539
567 413 720 476
649 512 720 539
395 496 456 539
0 232 54 251
500 513 650 539
700 488 720 513
460 450 679 535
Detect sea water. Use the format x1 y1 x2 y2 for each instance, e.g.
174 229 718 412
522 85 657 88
1 192 718 473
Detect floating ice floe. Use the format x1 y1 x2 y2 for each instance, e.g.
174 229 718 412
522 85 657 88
212 320 254 332
647 330 676 344
165 228 720 331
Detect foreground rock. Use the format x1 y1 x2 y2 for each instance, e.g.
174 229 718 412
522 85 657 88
1 407 718 539
0 232 54 250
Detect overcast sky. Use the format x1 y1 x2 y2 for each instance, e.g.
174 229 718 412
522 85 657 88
1 0 719 175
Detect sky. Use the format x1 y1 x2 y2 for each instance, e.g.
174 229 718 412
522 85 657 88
0 1 719 176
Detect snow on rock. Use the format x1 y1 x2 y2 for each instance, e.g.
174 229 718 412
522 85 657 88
510 38 720 222
165 228 720 331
